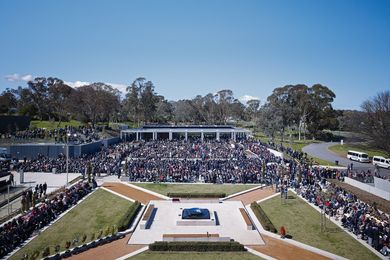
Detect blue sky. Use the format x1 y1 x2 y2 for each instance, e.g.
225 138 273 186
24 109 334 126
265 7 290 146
0 0 389 109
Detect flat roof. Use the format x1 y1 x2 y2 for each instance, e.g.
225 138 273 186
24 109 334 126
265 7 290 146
141 125 235 129
122 125 250 133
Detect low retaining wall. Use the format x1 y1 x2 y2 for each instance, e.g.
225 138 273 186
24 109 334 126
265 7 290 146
374 177 390 193
344 177 390 200
9 137 120 159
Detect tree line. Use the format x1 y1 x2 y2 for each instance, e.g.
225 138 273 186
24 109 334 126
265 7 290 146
0 76 389 154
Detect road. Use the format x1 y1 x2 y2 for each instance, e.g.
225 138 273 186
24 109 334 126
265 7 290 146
302 142 390 177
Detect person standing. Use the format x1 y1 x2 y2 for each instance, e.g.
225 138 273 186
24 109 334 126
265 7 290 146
43 182 47 195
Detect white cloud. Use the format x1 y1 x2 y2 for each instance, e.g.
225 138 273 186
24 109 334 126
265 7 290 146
64 80 91 88
239 95 259 104
5 73 33 82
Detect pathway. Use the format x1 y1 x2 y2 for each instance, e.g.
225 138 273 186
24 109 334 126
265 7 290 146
102 182 163 204
226 186 275 205
249 235 330 260
69 234 146 260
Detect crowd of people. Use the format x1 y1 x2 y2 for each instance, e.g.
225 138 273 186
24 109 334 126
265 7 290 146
0 181 93 258
3 126 102 144
294 166 390 256
2 136 389 256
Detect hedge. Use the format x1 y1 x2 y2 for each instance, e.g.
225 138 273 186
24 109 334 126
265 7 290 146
250 202 277 233
149 241 246 251
167 192 226 198
118 201 141 231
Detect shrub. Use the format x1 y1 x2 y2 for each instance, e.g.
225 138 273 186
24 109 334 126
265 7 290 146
167 192 226 198
118 201 141 231
42 247 50 257
65 241 71 249
90 233 95 241
81 234 87 243
97 230 103 239
250 202 277 233
149 241 246 251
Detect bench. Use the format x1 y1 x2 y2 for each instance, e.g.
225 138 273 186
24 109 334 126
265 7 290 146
140 204 155 229
239 208 254 230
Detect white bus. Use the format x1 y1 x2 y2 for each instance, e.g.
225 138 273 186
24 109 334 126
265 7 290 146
372 156 390 169
347 150 369 163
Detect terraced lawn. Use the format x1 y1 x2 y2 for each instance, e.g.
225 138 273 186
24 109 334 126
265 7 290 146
258 192 379 260
11 189 132 260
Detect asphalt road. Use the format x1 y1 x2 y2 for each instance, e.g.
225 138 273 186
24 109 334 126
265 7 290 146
302 142 390 177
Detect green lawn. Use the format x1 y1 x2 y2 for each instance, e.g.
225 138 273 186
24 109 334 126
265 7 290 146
258 192 379 260
30 120 83 130
131 251 262 260
329 143 388 158
11 189 132 260
132 183 259 196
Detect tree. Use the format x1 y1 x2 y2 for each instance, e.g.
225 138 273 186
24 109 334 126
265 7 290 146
27 77 50 120
124 77 159 125
0 89 17 114
361 91 390 156
47 78 73 124
70 83 120 126
246 99 261 121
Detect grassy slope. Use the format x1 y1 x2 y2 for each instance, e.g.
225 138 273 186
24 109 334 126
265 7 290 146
329 143 388 158
11 189 131 259
259 192 378 260
30 120 83 130
131 251 262 260
132 183 259 196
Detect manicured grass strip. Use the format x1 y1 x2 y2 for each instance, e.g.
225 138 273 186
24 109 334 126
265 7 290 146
131 251 263 260
258 192 379 260
328 179 390 214
30 120 83 130
11 189 132 260
149 241 246 251
329 143 388 158
132 183 259 196
167 192 226 198
250 202 277 233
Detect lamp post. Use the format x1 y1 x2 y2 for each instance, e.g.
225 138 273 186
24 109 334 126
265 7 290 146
66 133 77 186
66 133 70 186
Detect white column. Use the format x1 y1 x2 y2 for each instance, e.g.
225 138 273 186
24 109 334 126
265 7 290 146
233 132 236 142
185 131 188 141
231 131 234 140
216 132 220 141
169 131 173 140
136 132 139 141
153 132 157 140
201 131 204 142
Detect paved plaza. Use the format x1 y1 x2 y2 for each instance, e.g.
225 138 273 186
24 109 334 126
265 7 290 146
13 171 82 193
129 200 265 245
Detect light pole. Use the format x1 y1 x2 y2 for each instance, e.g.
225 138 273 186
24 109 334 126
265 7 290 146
66 133 70 186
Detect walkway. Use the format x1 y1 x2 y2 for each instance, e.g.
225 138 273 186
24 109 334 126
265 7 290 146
249 235 330 260
102 182 163 204
69 234 146 260
226 186 275 205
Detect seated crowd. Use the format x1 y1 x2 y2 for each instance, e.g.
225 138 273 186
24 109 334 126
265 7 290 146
3 138 389 256
295 167 390 256
0 181 93 258
3 126 102 144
